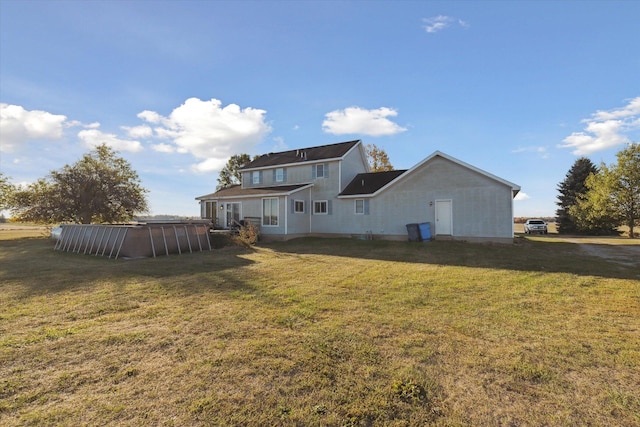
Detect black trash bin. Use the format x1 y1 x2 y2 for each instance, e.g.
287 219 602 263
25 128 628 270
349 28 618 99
406 223 422 242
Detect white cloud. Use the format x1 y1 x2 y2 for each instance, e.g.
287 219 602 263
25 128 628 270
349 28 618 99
191 157 228 174
123 124 153 139
561 97 640 155
151 143 176 153
0 103 69 152
592 97 640 121
138 97 271 172
514 192 530 201
77 128 143 153
137 110 163 124
322 106 407 136
422 15 469 33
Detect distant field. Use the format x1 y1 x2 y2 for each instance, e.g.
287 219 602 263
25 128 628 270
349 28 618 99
0 224 50 240
1 232 639 425
513 222 634 238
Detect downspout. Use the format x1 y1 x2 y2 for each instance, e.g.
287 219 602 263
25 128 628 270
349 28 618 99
284 195 288 236
309 187 313 234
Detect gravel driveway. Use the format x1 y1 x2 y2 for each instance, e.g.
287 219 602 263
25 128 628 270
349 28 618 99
563 237 640 268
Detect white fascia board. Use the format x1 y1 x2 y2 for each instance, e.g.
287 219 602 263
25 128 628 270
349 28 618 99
337 194 374 199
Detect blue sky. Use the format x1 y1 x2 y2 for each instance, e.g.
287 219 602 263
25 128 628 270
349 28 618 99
1 0 639 217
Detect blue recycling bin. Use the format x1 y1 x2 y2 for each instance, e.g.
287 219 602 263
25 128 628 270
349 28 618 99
419 222 431 241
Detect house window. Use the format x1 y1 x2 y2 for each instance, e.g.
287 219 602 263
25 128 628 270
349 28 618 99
355 199 365 215
313 200 328 215
275 168 284 182
202 201 216 219
315 164 325 178
262 198 279 226
252 171 261 185
294 200 304 213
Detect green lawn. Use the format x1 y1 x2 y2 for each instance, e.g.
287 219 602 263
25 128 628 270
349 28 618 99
1 231 639 426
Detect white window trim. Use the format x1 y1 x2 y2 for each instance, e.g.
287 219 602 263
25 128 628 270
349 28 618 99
315 164 325 178
294 199 305 213
355 199 365 215
262 197 279 227
252 171 260 185
275 168 284 182
313 200 328 215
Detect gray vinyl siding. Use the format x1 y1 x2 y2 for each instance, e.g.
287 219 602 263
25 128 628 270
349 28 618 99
286 188 312 235
339 146 368 192
237 198 262 221
243 162 333 188
331 156 514 239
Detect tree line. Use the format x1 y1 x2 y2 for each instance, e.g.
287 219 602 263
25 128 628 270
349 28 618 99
556 143 639 238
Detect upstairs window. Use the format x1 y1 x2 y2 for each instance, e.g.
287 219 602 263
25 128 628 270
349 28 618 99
275 168 285 182
252 171 261 185
312 164 327 179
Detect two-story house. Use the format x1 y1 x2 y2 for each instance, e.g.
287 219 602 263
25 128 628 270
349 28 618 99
196 139 521 243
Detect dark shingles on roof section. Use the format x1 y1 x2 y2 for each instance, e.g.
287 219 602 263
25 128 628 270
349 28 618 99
241 140 361 170
197 184 311 199
340 170 407 196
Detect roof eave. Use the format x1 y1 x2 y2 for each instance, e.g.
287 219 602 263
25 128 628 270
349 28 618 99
240 140 363 172
197 183 314 200
241 156 346 172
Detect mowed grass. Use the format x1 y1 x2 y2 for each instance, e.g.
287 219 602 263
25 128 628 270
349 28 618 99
1 230 639 426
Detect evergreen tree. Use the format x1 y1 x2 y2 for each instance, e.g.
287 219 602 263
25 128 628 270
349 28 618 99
555 157 597 234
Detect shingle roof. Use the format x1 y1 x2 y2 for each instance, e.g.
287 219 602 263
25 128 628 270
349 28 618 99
196 184 311 200
339 170 407 196
241 140 361 170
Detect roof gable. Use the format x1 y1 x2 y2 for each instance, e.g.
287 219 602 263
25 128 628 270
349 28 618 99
426 151 520 196
390 151 520 197
241 140 361 170
339 151 520 198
